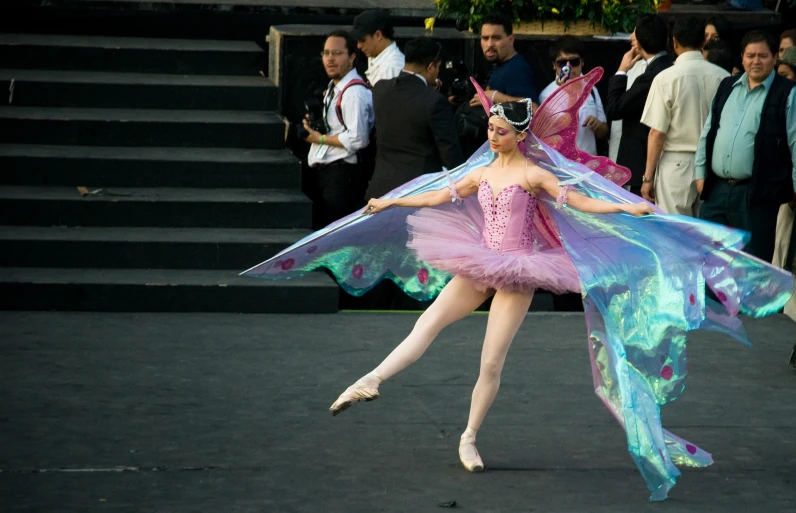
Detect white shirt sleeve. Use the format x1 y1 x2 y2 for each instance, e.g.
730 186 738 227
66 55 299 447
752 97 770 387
336 86 373 152
641 75 671 134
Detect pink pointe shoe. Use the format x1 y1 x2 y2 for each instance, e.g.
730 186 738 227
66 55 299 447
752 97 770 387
459 431 484 473
329 373 381 416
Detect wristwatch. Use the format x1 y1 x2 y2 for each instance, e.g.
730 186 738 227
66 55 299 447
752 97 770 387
642 175 653 184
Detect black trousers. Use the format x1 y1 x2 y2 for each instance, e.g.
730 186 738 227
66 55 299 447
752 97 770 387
786 207 796 273
305 160 366 230
699 180 780 262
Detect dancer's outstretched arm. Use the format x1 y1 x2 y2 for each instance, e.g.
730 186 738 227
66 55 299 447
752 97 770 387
363 168 482 214
528 165 654 217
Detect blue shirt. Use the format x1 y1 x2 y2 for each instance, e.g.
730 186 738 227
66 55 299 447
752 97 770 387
488 53 539 104
694 71 796 191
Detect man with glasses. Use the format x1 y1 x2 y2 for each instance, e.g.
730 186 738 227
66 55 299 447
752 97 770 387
539 36 608 156
302 30 375 229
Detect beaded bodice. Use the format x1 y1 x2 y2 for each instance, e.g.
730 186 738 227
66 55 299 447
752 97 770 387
477 180 538 251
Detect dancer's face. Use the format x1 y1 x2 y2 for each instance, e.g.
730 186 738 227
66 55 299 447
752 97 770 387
487 116 525 153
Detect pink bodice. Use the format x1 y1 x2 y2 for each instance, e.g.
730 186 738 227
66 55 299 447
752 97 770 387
477 180 538 252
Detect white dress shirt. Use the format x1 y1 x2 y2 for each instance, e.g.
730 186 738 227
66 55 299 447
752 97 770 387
365 41 405 85
308 68 375 168
539 80 607 155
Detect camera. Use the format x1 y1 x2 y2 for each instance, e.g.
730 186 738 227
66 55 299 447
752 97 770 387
441 59 477 105
558 64 572 84
296 96 328 140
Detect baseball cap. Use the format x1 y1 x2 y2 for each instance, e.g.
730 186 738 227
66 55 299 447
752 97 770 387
350 10 390 41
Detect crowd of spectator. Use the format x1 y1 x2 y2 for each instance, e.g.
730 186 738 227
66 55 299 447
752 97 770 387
297 10 796 361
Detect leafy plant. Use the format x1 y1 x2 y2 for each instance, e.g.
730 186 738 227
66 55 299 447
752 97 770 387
435 0 659 34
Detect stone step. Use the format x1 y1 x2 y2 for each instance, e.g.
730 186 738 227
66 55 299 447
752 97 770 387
0 33 265 75
0 186 312 229
0 267 338 313
0 107 286 149
0 226 307 270
0 144 300 189
1 69 277 110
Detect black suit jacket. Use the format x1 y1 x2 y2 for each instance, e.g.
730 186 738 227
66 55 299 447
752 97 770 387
366 72 465 198
604 55 673 187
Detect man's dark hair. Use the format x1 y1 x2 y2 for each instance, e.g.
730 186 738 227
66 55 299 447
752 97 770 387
549 36 585 62
740 30 778 56
404 37 443 68
480 12 513 36
634 14 669 55
672 18 705 50
706 16 732 41
326 29 358 56
703 40 735 74
375 20 395 40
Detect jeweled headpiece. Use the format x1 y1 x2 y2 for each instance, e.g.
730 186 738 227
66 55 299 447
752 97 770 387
489 98 533 133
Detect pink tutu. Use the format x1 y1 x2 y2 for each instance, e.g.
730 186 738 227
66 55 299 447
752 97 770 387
406 193 581 295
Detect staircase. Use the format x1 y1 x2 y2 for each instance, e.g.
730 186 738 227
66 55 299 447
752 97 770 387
0 33 338 313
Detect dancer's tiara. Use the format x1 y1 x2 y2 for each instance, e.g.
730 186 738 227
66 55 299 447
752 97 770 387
489 98 533 133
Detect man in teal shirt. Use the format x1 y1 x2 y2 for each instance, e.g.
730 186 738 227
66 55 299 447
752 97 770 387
695 31 796 263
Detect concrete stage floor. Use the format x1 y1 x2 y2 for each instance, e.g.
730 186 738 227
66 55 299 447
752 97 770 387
1 311 795 513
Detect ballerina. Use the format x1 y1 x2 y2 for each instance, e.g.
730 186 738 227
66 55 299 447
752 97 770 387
243 69 793 500
329 99 653 473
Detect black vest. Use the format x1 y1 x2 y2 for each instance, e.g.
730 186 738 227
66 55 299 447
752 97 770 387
702 73 795 205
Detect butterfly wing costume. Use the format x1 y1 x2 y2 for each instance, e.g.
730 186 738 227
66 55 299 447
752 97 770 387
243 68 793 501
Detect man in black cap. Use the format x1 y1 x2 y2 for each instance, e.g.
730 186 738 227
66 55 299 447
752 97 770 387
350 9 405 85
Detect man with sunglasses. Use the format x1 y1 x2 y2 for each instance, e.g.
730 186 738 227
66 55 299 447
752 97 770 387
539 37 608 156
303 30 375 229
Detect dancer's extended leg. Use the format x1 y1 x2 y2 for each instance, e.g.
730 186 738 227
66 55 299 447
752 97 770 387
459 288 534 472
329 277 491 415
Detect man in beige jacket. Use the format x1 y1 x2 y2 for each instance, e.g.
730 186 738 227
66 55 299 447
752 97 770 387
641 18 729 216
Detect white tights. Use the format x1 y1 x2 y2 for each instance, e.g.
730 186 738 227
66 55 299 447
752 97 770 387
360 276 534 441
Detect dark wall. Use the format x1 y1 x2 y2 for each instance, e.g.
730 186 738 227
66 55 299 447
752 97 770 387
0 1 451 43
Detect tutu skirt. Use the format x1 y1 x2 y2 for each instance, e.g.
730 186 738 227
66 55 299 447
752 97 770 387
406 198 581 294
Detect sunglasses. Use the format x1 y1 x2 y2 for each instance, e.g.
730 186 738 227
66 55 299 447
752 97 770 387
555 57 582 67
